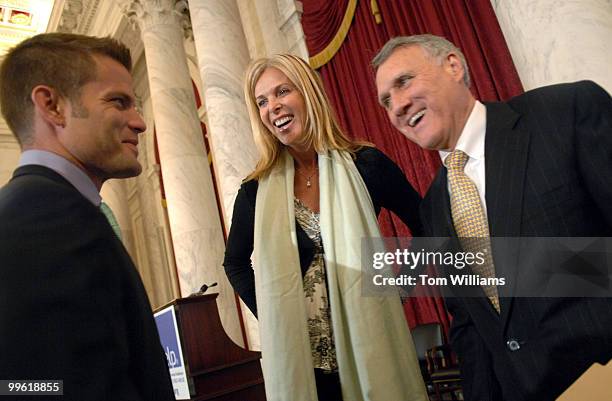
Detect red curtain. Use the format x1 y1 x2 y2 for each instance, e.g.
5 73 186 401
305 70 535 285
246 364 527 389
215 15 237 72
302 0 523 333
302 0 350 56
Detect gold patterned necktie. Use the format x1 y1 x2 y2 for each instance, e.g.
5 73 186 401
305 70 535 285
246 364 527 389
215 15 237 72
100 201 122 241
446 150 500 313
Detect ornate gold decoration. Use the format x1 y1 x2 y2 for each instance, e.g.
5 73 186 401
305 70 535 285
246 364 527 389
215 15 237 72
9 11 31 26
370 0 382 24
309 0 358 69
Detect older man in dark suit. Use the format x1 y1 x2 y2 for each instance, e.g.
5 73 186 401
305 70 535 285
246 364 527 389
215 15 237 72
373 34 612 400
0 33 174 401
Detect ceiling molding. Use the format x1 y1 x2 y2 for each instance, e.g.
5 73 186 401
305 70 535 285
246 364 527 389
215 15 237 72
47 0 66 32
0 0 55 54
54 0 102 34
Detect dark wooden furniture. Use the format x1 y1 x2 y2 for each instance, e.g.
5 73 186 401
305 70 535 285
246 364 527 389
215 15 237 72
156 294 266 401
411 323 444 395
426 344 462 400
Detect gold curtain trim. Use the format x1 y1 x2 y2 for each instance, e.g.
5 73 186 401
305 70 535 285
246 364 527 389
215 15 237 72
370 0 382 24
309 0 358 69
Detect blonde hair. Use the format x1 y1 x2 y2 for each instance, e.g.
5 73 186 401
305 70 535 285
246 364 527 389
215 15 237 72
244 54 369 180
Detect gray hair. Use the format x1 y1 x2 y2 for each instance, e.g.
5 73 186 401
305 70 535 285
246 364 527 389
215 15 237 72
372 34 471 88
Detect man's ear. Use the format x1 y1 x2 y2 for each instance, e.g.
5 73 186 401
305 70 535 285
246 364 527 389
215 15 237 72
446 53 465 83
31 85 67 128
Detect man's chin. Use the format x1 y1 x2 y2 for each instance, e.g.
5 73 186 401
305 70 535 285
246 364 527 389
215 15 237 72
112 163 142 179
399 130 430 150
403 132 444 151
126 164 142 177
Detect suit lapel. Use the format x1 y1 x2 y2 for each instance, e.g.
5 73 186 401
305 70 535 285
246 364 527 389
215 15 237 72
425 102 527 240
483 102 529 324
422 103 530 322
484 102 526 238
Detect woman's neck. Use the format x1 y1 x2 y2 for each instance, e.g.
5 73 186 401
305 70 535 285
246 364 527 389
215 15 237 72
288 146 317 170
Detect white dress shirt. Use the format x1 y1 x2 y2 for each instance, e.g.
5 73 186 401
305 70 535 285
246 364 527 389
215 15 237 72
439 100 488 215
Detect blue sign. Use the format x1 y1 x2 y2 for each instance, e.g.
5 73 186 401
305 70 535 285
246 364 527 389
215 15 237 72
154 306 190 399
155 308 183 369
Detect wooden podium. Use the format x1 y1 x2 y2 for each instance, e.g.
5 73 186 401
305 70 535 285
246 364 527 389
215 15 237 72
156 294 266 401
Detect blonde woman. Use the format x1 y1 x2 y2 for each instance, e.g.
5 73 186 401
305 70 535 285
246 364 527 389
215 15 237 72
223 54 427 401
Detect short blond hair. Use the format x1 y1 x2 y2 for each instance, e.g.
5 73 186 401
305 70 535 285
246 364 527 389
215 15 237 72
244 54 368 180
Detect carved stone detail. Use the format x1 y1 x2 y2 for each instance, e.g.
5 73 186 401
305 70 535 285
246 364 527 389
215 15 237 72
80 0 101 34
57 0 102 34
115 0 192 38
57 0 81 32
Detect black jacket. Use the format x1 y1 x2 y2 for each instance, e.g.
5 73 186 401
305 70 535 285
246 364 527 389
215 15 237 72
421 81 612 401
0 165 175 401
223 147 423 315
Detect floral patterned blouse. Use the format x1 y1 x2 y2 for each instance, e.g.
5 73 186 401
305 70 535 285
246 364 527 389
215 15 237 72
294 198 338 373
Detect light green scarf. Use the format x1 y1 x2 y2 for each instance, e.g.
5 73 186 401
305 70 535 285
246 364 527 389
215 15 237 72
254 149 427 401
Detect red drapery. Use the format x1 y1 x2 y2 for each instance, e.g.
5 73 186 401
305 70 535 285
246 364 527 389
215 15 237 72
302 0 523 333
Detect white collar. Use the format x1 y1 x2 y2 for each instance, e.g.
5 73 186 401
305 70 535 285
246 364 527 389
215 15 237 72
439 100 486 165
18 150 101 206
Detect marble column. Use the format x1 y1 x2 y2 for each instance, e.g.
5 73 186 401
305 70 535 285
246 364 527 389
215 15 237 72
133 163 178 309
492 0 612 93
0 132 20 186
188 0 258 348
188 0 257 225
277 0 308 57
116 0 242 344
101 177 172 308
237 0 308 59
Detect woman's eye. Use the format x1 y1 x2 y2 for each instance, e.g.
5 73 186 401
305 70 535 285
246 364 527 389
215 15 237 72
257 99 267 108
278 87 290 96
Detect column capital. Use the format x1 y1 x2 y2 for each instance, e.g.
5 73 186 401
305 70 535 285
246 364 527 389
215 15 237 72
116 0 192 38
57 0 82 32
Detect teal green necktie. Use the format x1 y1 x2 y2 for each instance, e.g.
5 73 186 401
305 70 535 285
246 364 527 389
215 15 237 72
99 201 122 241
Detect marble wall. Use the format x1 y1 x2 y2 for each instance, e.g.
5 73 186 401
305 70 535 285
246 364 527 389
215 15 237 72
0 134 19 186
492 0 612 93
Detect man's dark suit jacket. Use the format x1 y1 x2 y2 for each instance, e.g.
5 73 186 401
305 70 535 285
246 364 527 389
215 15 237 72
420 81 612 401
0 165 174 401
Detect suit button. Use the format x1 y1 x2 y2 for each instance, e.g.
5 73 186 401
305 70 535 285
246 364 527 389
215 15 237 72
507 339 521 351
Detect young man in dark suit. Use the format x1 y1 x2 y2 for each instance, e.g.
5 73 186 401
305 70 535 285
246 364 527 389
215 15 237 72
0 33 174 401
373 34 612 400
